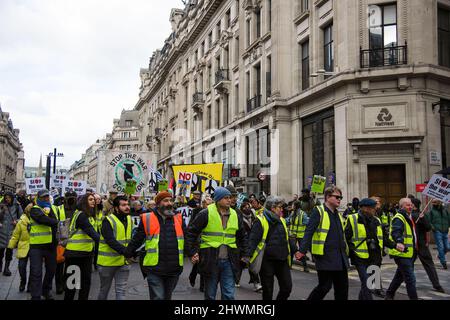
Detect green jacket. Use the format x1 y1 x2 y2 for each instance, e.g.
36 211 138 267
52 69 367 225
428 206 450 233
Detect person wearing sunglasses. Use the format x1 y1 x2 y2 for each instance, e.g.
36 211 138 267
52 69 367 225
298 186 350 300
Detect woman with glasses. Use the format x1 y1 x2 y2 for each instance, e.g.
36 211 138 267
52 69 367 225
298 186 350 300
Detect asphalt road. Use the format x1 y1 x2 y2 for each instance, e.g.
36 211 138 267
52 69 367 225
1 248 449 300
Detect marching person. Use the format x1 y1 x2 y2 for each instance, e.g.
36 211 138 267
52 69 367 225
63 194 100 300
0 192 22 276
188 193 213 292
298 186 350 300
385 197 418 300
345 198 398 300
92 193 104 270
248 196 301 300
288 200 310 272
249 194 265 218
97 195 132 300
187 190 202 209
54 190 78 294
237 197 262 292
8 203 33 292
186 187 249 300
411 198 445 293
125 191 185 300
29 189 59 300
427 199 449 270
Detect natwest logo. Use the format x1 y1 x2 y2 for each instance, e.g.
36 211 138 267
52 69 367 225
375 108 395 127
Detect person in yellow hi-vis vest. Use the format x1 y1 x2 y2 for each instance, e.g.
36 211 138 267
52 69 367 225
186 187 250 300
29 189 59 300
248 196 302 300
63 194 100 300
97 195 132 300
298 186 350 300
385 197 418 300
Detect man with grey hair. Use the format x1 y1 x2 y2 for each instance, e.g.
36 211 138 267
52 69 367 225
248 195 301 300
385 197 418 300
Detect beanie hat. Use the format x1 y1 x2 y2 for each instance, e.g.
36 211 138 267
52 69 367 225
213 187 231 202
155 191 172 205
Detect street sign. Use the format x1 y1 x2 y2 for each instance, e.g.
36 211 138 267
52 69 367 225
416 184 427 192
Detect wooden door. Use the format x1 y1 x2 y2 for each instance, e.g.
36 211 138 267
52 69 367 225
368 164 406 205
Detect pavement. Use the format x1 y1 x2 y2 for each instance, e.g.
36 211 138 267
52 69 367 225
1 247 449 300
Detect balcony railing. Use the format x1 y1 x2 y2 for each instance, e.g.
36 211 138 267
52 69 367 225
247 95 262 113
192 92 204 104
360 43 407 68
215 69 229 86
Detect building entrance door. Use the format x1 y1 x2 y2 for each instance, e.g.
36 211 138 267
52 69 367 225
368 164 406 205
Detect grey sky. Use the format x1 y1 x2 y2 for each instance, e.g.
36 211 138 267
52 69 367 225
0 0 181 168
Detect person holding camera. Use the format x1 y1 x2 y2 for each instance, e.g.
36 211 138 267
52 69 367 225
344 198 398 300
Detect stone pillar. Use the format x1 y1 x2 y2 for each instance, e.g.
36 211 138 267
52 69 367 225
334 101 349 205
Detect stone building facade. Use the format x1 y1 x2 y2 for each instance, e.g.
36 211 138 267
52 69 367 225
0 108 22 193
134 0 450 205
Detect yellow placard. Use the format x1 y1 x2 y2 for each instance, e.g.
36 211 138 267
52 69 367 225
172 163 223 193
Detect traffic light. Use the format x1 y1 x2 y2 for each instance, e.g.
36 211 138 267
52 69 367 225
230 168 240 178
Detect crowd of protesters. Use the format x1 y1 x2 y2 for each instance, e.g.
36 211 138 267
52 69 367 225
0 185 448 301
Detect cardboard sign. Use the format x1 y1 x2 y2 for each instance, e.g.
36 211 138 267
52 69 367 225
237 193 248 209
62 180 87 196
50 188 60 199
422 175 450 203
158 179 169 192
125 180 137 195
25 177 46 195
50 174 67 189
311 175 326 194
176 172 193 198
176 206 193 226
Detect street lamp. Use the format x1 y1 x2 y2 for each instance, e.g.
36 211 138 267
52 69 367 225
48 148 64 174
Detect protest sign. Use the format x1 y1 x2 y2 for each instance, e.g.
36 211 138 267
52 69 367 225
311 175 326 194
176 206 193 226
62 180 87 196
422 175 450 203
25 177 46 195
50 174 67 189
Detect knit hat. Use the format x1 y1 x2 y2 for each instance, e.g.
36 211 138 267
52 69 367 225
213 187 231 202
154 191 172 205
359 198 376 207
225 185 237 195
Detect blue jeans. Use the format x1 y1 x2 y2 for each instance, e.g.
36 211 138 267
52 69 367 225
354 263 375 300
434 231 449 265
386 257 418 300
204 259 235 300
146 273 180 300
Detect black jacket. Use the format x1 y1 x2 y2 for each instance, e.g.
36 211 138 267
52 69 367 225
29 206 59 250
248 209 298 261
185 205 249 280
64 211 100 258
411 210 432 247
125 210 185 277
300 205 349 271
100 212 129 255
345 212 395 266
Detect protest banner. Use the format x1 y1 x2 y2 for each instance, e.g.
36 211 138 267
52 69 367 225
96 150 158 196
158 179 169 192
62 180 87 196
422 175 450 203
176 206 193 226
26 177 46 195
172 163 223 195
50 174 67 189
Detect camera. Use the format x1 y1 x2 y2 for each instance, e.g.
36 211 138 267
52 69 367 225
366 238 378 251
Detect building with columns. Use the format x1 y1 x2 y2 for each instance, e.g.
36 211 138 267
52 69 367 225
0 107 22 193
134 0 450 205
